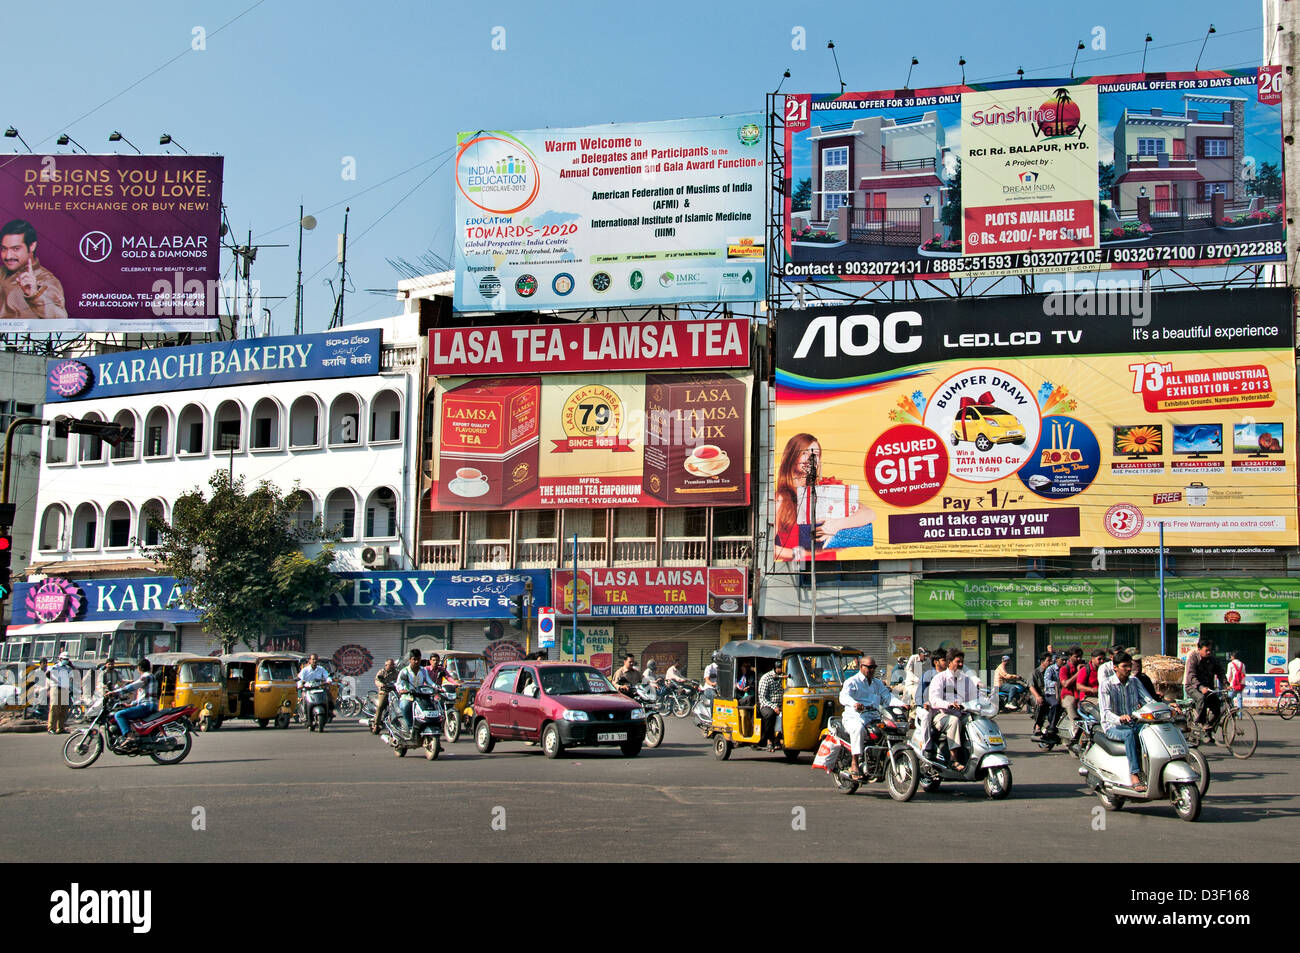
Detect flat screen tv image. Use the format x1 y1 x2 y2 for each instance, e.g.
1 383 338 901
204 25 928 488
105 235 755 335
1171 423 1223 459
1233 422 1284 457
1112 424 1163 459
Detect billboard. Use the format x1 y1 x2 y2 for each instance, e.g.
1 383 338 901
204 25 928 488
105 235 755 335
0 154 224 331
554 568 747 617
453 114 766 311
45 329 381 402
782 68 1283 281
772 288 1296 560
429 318 748 376
430 369 752 510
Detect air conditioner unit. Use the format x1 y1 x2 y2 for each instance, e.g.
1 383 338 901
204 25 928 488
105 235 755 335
361 545 389 568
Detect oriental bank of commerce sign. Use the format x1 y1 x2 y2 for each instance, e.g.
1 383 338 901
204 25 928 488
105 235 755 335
456 133 540 215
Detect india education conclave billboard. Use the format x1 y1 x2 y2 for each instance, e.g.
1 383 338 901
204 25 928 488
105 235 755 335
453 114 766 311
0 154 223 332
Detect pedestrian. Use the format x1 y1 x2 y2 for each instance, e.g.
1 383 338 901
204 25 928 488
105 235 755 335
1225 651 1246 712
47 652 77 734
1029 651 1051 735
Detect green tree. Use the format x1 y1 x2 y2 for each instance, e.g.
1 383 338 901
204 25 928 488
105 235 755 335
148 471 346 653
940 159 962 231
792 177 813 212
1098 161 1115 199
1251 161 1282 200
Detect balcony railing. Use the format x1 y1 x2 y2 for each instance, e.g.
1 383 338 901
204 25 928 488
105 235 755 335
1125 153 1199 167
663 536 707 566
712 535 752 567
881 156 936 172
518 537 558 569
381 344 420 372
612 537 656 566
468 538 511 569
418 539 460 569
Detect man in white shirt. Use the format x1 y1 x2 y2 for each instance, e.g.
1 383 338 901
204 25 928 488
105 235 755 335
839 656 894 780
1099 650 1154 792
297 654 334 722
903 647 930 704
928 650 981 770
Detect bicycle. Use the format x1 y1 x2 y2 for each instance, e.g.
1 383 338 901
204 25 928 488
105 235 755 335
1182 689 1257 759
1277 684 1298 721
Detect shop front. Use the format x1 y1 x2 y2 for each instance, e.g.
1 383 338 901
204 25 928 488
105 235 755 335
914 577 1300 705
5 570 551 698
552 568 748 677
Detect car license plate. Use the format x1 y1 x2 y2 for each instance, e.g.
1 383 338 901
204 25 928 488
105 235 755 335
597 732 628 742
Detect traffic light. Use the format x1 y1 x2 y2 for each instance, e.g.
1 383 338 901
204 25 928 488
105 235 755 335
0 507 12 604
53 415 132 447
510 594 525 629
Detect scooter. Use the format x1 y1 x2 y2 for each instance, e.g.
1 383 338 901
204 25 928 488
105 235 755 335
1078 700 1202 821
381 687 445 760
300 678 332 732
908 693 1013 799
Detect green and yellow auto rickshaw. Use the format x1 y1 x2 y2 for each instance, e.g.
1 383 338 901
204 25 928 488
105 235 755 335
438 650 489 742
701 640 849 763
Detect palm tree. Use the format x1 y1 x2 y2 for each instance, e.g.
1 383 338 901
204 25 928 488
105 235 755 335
1052 88 1073 138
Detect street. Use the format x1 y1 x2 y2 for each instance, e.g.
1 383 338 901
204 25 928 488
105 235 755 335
1 710 1296 862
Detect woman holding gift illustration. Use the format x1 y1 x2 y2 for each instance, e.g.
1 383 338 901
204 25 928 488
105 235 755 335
774 433 875 562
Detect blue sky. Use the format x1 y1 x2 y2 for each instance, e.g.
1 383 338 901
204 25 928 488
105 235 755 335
5 0 1268 332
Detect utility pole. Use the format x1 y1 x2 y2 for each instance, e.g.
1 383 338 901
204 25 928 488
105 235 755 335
807 452 818 644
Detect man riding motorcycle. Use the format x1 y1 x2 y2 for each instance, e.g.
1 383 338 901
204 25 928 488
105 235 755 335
394 650 437 736
839 656 894 780
109 658 160 748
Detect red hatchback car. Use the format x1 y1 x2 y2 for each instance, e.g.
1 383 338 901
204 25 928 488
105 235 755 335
473 661 648 758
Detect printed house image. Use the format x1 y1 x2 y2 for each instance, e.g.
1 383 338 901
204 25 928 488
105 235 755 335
798 111 952 247
1109 94 1275 230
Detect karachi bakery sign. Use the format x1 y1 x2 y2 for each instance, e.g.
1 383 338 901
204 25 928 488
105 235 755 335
45 329 381 402
554 568 746 617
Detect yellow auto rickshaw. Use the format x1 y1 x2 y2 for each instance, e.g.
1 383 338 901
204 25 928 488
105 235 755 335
702 640 851 763
220 652 299 728
438 650 489 742
147 653 226 730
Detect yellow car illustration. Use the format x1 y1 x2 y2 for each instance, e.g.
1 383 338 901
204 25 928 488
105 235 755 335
950 404 1027 453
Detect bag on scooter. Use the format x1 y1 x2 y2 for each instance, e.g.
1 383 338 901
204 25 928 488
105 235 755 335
812 733 848 771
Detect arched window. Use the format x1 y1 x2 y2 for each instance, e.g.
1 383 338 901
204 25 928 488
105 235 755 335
251 397 282 450
213 399 243 453
110 409 139 461
46 426 68 465
328 394 361 447
177 404 206 455
143 406 171 458
289 395 321 449
286 490 316 535
363 487 398 538
324 488 357 540
38 504 69 551
139 499 166 547
71 502 99 550
370 389 402 443
104 501 134 549
77 412 107 464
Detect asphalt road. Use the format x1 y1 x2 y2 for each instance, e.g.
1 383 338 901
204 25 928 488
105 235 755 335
1 710 1295 862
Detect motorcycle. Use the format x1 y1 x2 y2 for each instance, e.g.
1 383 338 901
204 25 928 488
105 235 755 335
908 693 1013 799
62 693 196 769
299 678 332 732
380 686 445 760
666 679 700 718
996 680 1031 713
1078 700 1202 821
337 691 362 719
815 705 919 801
631 681 667 749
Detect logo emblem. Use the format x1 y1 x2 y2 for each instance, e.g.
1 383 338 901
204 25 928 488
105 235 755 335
48 360 91 398
1104 503 1144 540
514 274 538 298
658 271 675 288
478 275 502 299
26 578 84 623
552 273 575 296
79 231 111 263
629 269 644 290
455 133 540 215
590 271 612 293
737 123 762 146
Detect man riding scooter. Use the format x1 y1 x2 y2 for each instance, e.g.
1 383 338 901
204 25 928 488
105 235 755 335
296 654 334 725
928 650 980 770
394 650 437 739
